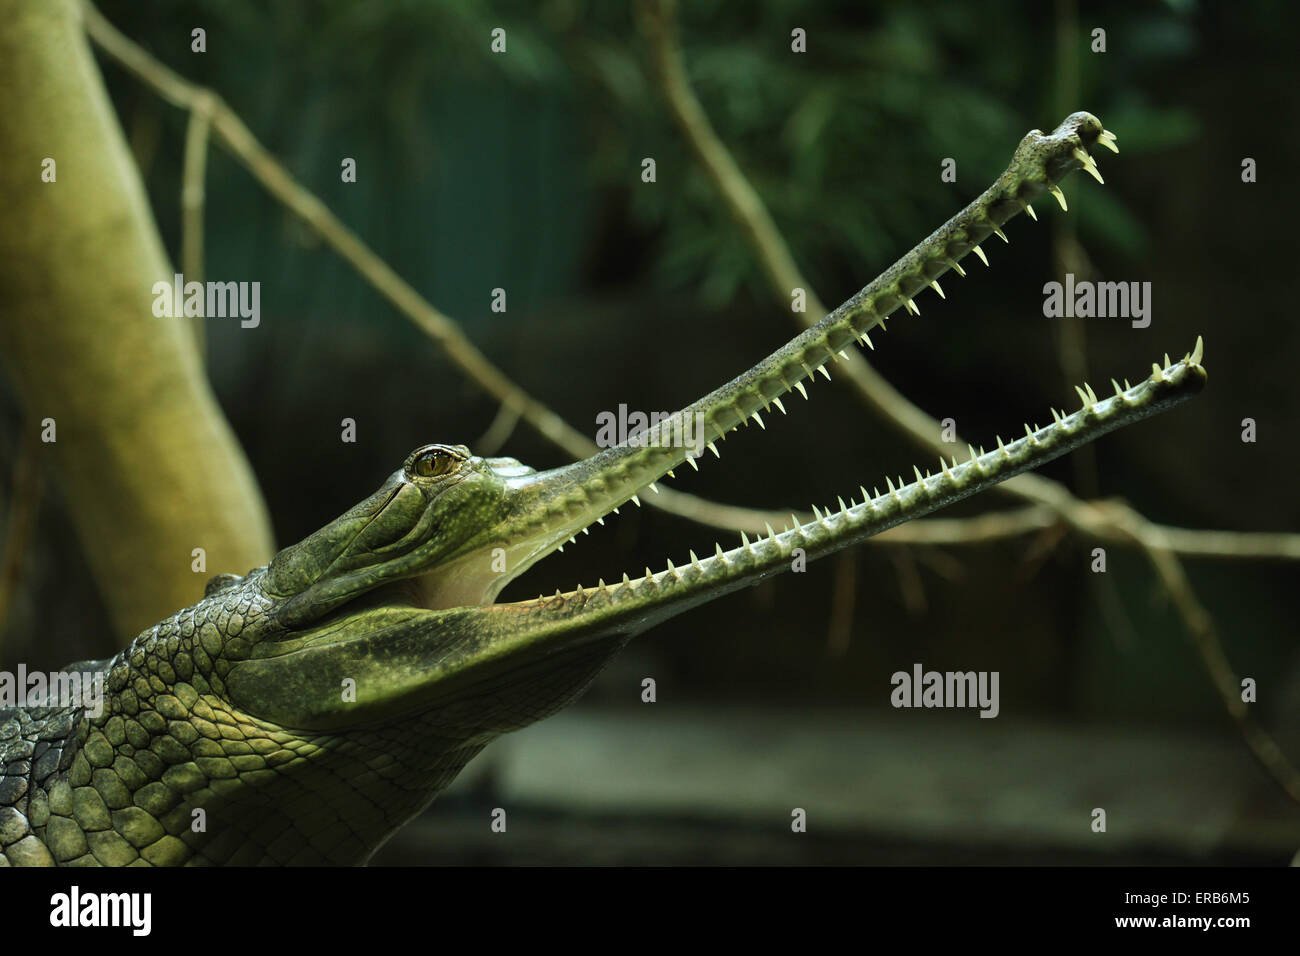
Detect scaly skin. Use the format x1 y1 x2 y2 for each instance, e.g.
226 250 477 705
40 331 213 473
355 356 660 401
0 114 1203 865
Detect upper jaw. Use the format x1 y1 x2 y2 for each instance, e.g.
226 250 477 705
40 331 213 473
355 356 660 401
346 113 1126 622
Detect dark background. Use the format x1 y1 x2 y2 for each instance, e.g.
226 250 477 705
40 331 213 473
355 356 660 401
2 0 1297 864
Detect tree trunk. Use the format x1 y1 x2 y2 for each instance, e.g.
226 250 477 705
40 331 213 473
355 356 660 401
0 0 274 641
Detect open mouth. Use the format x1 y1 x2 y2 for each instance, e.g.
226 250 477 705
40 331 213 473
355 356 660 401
295 117 1196 643
310 116 1194 634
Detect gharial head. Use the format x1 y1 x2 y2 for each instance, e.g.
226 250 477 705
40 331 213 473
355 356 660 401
191 114 1202 750
199 113 1210 745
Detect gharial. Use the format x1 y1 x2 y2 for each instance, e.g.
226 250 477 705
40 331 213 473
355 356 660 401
0 113 1206 865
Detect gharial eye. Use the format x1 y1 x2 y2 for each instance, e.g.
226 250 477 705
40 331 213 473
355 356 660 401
410 449 459 479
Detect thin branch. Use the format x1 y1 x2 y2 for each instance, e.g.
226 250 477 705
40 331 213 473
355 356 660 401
1116 503 1300 804
180 89 214 359
472 401 523 457
826 549 857 656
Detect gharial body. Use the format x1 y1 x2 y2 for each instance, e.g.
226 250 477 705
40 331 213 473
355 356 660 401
0 113 1206 865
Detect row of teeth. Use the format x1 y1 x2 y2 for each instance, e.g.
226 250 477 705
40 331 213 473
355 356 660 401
544 127 1120 574
537 335 1201 603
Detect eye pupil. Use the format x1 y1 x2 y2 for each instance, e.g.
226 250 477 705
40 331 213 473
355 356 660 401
405 444 467 479
415 452 452 478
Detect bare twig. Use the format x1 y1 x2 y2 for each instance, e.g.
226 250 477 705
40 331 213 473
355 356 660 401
181 90 214 358
826 549 857 656
472 401 523 457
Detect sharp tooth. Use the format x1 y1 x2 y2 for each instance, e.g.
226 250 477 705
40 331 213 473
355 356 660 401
648 482 659 493
858 486 869 501
689 550 701 569
949 259 966 277
597 516 605 525
885 476 895 493
1075 385 1092 408
811 505 822 520
1085 383 1099 404
838 349 850 361
1024 203 1037 221
968 444 978 462
912 466 924 484
764 522 777 539
581 527 590 535
1024 423 1034 441
715 543 725 558
904 298 919 315
597 578 606 590
1097 129 1120 153
666 469 675 478
623 572 631 586
1123 379 1131 390
860 332 875 350
795 382 809 400
666 559 675 574
752 412 765 429
992 226 1009 243
631 495 642 506
740 531 750 547
557 545 564 553
773 397 787 414
1051 407 1063 423
1191 335 1204 365
687 455 700 471
1163 353 1172 370
996 435 1008 457
613 506 620 514
1151 363 1164 381
708 441 721 458
645 568 654 583
973 245 989 267
1111 379 1123 397
1049 184 1068 211
929 279 945 299
569 536 577 544
817 365 832 381
837 496 849 514
1071 145 1105 184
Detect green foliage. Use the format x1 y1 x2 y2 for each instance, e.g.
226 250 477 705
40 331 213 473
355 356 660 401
99 0 1198 312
